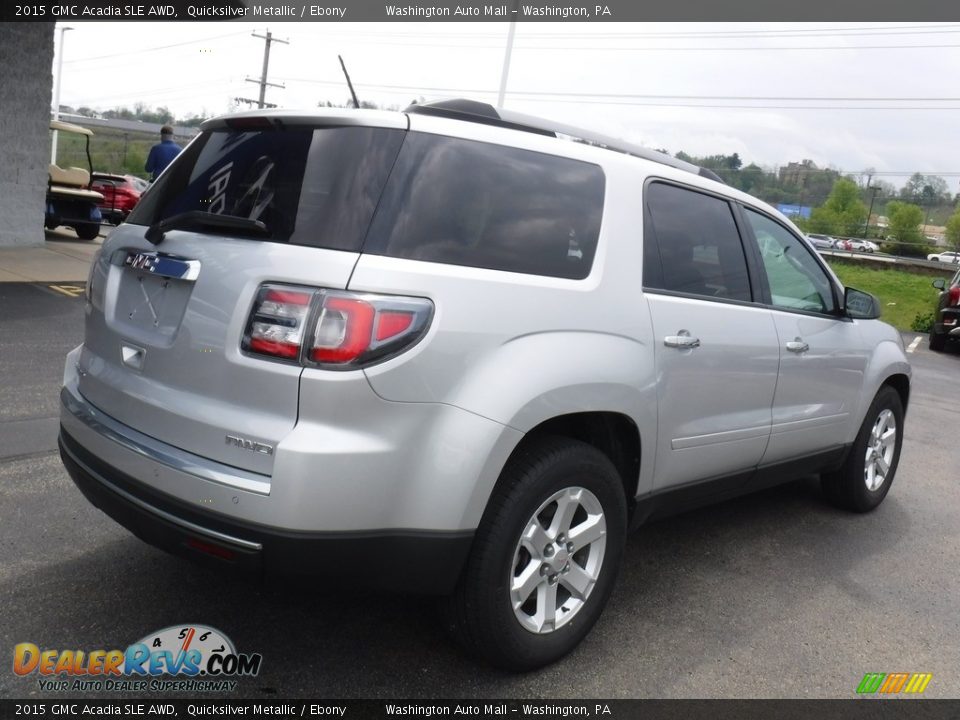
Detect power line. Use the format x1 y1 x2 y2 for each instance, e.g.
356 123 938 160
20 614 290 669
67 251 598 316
304 23 960 40
517 25 960 39
63 31 248 65
56 25 960 69
280 77 960 107
326 39 960 51
74 76 237 106
596 24 960 36
507 98 960 110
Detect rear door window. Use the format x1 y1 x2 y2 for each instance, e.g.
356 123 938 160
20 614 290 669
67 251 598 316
643 182 753 302
129 126 405 252
363 133 605 280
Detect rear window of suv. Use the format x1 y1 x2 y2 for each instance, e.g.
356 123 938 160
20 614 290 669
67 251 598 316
130 124 605 279
129 126 406 252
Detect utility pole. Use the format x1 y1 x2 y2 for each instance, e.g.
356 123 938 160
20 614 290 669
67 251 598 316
864 185 880 238
246 30 288 109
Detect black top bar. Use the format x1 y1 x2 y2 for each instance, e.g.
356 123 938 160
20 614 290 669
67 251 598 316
405 99 726 185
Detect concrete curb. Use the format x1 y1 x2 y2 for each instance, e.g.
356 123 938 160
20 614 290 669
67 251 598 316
0 231 103 283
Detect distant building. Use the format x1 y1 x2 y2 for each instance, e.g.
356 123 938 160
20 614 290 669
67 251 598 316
922 225 946 246
779 160 818 186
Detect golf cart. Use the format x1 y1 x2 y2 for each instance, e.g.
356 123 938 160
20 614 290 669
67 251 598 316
47 120 103 240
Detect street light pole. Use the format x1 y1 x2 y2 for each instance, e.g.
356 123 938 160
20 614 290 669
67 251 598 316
496 1 520 109
51 25 73 164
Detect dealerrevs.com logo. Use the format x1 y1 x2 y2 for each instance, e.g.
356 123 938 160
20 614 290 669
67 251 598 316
856 672 933 695
13 624 262 693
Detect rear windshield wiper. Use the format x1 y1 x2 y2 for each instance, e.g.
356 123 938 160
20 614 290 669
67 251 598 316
145 211 268 245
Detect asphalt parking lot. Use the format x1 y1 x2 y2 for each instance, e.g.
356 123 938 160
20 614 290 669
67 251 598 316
1 280 958 699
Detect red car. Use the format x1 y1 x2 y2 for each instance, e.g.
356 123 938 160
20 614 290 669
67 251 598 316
90 173 149 225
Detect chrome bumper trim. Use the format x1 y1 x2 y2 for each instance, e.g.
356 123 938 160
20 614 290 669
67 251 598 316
60 437 263 552
60 385 271 496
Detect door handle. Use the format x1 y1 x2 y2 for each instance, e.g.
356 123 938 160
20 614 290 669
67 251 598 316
786 338 809 353
664 330 701 349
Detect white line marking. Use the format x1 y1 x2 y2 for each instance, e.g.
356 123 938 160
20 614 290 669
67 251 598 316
907 336 922 353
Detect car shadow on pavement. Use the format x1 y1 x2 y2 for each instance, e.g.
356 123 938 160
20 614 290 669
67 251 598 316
1 475 914 699
44 227 105 243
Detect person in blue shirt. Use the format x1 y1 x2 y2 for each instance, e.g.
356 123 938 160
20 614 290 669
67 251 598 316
145 125 182 181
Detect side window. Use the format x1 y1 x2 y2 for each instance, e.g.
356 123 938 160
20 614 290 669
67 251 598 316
643 182 752 302
744 209 837 314
364 133 605 280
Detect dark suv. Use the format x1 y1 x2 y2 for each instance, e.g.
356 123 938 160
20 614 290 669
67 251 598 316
929 267 960 351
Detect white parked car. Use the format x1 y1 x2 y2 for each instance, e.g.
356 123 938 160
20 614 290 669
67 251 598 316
927 251 960 263
845 239 878 253
806 234 835 250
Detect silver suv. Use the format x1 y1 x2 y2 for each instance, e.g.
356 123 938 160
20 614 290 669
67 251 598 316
60 99 911 671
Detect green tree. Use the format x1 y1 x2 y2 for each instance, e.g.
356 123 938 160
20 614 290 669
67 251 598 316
807 178 868 236
945 210 960 253
900 173 926 202
885 201 925 255
178 115 208 128
900 173 950 204
738 163 767 194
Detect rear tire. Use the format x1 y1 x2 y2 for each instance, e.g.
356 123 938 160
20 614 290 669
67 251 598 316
442 436 627 671
929 330 946 352
821 386 903 513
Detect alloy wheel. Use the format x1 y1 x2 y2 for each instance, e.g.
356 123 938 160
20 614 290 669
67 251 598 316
864 408 897 491
510 486 607 634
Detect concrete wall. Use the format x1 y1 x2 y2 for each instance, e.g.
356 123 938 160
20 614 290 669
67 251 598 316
0 23 55 248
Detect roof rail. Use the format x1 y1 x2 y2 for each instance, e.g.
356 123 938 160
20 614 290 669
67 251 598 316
405 99 725 184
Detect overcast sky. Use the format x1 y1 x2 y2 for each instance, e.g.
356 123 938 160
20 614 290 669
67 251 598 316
53 21 960 190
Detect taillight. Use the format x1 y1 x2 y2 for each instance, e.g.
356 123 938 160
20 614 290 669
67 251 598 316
242 284 433 369
243 284 313 360
949 286 960 307
311 296 376 364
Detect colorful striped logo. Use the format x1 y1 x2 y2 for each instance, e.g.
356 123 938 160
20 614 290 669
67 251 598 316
856 673 932 694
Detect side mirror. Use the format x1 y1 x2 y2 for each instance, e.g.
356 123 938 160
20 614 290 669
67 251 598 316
844 287 881 320
933 278 946 291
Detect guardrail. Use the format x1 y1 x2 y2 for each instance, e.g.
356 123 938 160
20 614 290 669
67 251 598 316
820 248 958 275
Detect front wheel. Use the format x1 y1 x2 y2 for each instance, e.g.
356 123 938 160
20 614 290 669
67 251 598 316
443 437 627 671
821 386 904 512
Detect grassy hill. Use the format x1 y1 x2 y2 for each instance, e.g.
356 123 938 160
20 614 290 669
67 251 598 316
54 125 161 179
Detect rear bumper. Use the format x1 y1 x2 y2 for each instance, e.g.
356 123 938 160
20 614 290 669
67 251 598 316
59 428 473 594
935 308 960 336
